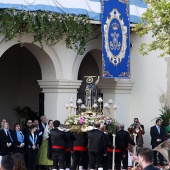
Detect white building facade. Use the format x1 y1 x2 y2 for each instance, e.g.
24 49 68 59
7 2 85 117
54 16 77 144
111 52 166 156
0 29 168 147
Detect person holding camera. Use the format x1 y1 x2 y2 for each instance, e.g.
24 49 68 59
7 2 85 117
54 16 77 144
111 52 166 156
128 118 145 152
129 118 144 130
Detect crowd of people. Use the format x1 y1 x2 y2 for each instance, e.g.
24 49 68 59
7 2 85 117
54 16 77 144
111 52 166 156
0 116 169 170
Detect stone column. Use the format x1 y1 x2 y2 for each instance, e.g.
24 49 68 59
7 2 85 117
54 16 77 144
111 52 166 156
165 57 170 106
38 79 82 123
98 79 133 127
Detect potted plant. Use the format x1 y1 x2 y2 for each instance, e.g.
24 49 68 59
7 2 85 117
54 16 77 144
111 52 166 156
14 106 39 129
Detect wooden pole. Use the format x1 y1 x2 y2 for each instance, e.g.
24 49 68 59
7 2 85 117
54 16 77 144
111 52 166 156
112 134 116 170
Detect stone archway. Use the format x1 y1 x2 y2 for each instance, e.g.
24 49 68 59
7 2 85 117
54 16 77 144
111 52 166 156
0 44 42 125
0 35 59 125
72 39 102 80
78 52 100 81
0 35 62 79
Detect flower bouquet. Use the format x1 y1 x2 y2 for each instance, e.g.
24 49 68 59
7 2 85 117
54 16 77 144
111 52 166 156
64 114 116 133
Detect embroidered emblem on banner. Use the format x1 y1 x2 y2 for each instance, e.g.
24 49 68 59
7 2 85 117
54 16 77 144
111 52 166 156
104 9 127 66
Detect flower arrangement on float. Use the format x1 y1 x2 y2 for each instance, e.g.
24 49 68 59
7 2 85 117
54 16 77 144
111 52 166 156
64 97 117 133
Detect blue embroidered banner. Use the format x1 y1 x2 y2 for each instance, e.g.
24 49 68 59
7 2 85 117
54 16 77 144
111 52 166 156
102 0 130 78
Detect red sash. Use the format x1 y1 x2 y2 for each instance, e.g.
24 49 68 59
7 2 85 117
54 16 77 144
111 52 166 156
52 146 64 149
73 146 87 151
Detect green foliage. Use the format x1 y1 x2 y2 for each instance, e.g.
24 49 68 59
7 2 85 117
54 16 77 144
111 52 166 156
133 0 170 57
105 120 117 134
14 106 38 128
0 8 93 54
158 105 170 127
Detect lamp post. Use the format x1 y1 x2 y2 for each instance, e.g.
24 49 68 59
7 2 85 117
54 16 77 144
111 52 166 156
77 99 82 114
97 97 103 114
104 100 117 118
65 98 77 117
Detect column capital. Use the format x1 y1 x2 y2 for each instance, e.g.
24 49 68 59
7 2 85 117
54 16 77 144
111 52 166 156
98 79 133 94
38 79 82 93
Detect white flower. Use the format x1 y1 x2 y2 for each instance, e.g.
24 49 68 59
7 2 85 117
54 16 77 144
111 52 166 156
77 99 82 104
108 99 113 104
74 120 78 124
70 98 74 102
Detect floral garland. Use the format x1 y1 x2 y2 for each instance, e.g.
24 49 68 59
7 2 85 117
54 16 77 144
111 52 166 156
0 8 93 54
65 114 116 134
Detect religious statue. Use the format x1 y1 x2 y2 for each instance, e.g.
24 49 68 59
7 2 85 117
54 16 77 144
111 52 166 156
84 76 100 110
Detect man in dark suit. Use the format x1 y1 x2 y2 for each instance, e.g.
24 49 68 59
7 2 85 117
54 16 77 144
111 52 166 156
115 123 135 170
49 120 66 170
72 132 88 170
87 121 106 170
131 148 159 170
150 118 165 166
0 122 13 156
23 119 32 143
34 119 44 146
39 115 47 132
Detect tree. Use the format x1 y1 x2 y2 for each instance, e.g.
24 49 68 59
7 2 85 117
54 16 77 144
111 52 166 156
133 0 170 57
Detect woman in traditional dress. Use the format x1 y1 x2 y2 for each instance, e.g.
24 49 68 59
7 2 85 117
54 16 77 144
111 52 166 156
37 120 53 170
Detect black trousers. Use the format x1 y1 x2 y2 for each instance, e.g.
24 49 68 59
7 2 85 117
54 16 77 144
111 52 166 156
88 149 103 169
65 151 71 169
103 154 108 170
26 148 38 170
52 148 65 169
115 150 128 170
13 146 24 154
107 152 113 170
72 150 88 170
152 149 164 165
0 145 12 156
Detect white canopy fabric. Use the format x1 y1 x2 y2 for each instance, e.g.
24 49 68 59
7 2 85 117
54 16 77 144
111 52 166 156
0 0 147 23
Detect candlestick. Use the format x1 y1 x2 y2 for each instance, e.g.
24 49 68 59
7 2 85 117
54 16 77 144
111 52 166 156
133 133 137 169
112 134 116 170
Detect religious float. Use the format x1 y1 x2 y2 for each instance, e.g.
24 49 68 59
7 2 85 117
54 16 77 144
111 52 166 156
64 76 117 133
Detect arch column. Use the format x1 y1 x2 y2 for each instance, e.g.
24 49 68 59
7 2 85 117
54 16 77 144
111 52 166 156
165 57 170 104
38 79 82 123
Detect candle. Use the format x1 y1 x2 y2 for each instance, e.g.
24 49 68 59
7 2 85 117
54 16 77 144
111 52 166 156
112 134 116 170
133 133 137 169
